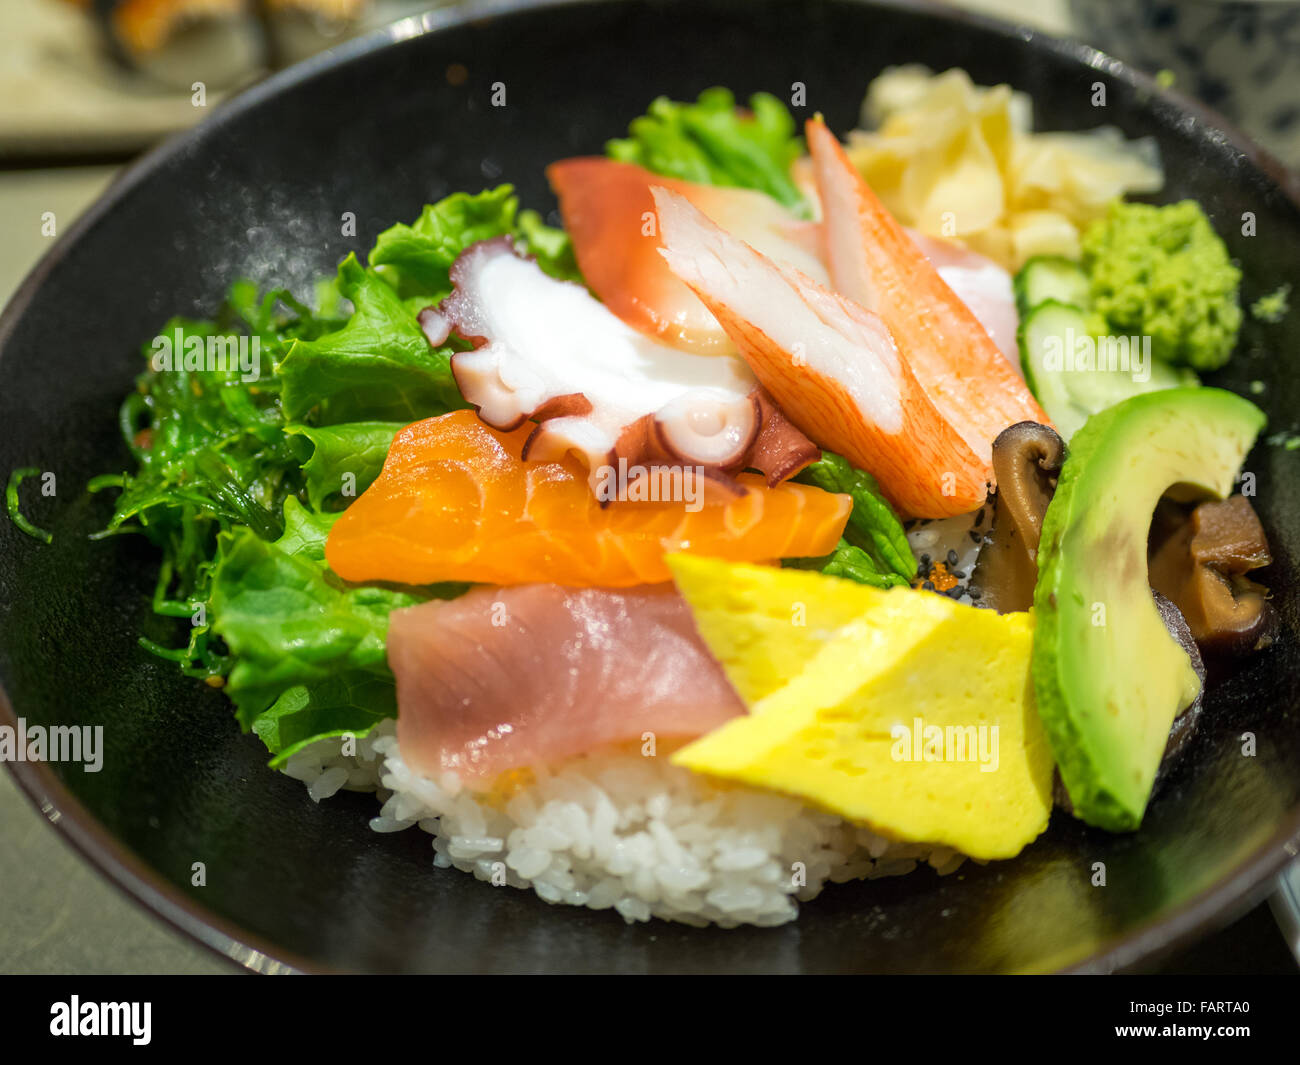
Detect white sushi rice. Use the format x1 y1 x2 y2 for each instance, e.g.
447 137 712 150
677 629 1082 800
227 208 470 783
907 507 987 605
282 721 965 927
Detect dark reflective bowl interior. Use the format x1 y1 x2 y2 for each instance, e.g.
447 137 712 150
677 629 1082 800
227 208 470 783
2 0 1299 973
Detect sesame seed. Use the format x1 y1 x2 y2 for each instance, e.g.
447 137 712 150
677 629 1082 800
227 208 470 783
946 549 958 567
922 580 935 592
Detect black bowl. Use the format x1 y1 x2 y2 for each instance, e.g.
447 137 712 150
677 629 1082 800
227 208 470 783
2 0 1299 974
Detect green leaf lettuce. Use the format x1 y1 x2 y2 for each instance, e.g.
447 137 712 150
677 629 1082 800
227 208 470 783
276 255 465 424
210 497 425 729
607 88 807 212
791 452 916 588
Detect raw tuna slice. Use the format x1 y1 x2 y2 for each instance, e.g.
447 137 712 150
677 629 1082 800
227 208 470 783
388 583 744 783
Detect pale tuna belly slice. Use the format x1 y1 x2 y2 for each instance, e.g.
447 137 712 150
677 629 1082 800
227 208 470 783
388 584 745 784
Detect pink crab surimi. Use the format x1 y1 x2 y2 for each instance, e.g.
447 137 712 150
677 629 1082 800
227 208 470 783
425 120 1045 517
803 117 1050 455
428 237 820 498
644 122 1051 518
651 185 991 518
546 157 832 356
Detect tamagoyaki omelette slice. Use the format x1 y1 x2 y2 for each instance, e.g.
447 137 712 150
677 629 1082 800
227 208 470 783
666 556 1055 861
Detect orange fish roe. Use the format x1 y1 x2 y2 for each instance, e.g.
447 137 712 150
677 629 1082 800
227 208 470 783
915 560 959 592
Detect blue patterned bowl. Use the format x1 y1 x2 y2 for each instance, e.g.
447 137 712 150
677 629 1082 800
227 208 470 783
1069 0 1300 164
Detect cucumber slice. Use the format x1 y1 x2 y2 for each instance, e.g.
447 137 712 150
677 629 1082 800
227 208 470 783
1014 256 1089 316
1017 301 1199 442
1068 351 1198 412
1018 301 1094 441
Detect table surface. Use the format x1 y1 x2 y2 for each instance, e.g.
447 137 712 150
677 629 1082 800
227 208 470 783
0 0 452 156
0 0 1295 976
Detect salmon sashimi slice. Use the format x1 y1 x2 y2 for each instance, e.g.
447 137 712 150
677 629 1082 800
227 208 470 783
652 186 991 518
547 157 829 355
805 117 1049 457
324 410 850 587
388 583 745 783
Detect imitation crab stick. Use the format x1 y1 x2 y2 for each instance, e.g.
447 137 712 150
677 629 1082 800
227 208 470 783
325 410 850 587
547 157 829 355
653 186 991 518
805 117 1050 457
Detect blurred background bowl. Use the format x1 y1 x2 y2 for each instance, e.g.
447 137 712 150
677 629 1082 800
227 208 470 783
1068 0 1300 166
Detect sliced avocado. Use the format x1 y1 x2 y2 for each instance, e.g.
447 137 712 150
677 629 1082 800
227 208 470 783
1032 388 1266 831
